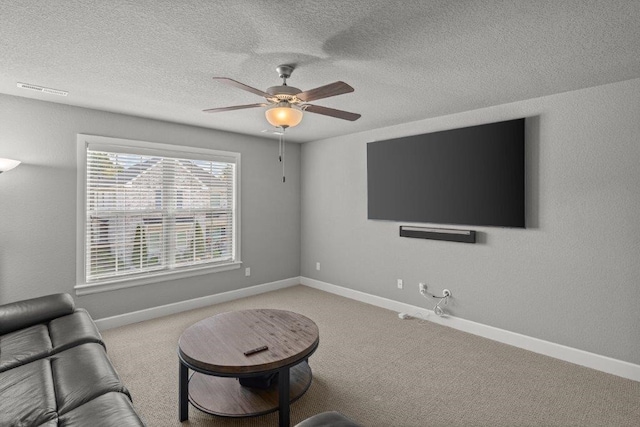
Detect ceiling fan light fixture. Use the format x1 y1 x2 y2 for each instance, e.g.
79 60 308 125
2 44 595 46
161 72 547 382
0 158 21 173
265 104 303 128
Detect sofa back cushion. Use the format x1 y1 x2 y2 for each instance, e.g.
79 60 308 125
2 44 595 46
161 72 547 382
0 324 52 373
0 359 58 426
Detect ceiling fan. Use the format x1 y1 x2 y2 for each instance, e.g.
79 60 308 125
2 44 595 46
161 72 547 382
203 64 361 129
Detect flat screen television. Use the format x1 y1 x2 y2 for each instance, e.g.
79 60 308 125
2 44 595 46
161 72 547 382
367 118 525 228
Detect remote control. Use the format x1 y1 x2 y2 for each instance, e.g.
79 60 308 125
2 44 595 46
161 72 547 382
244 345 268 356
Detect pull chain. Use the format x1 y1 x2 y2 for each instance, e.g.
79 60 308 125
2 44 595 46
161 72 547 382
278 127 286 183
282 132 286 183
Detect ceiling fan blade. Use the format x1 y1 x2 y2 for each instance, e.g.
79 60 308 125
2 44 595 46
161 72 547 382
203 103 267 113
212 77 272 98
303 104 361 121
296 81 354 102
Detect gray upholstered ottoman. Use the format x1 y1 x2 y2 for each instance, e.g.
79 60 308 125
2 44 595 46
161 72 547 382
295 411 361 427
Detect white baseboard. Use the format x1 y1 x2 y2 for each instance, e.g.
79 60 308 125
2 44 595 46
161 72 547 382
300 277 640 383
94 275 640 382
95 277 300 330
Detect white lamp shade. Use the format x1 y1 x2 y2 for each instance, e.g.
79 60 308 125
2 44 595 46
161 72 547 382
265 106 303 128
0 158 20 173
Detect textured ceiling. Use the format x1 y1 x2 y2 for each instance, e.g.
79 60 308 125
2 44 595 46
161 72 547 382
1 0 640 143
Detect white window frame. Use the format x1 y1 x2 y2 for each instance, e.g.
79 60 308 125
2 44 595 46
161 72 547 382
75 134 241 296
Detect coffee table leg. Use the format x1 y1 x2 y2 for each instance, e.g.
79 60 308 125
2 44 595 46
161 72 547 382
278 367 290 427
179 361 189 421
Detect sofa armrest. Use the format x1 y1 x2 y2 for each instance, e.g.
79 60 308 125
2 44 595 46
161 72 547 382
0 293 75 335
295 411 362 427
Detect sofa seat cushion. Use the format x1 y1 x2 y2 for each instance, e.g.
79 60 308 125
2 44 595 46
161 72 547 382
49 309 104 353
0 309 104 373
0 359 57 426
51 343 130 415
0 324 52 372
58 392 145 426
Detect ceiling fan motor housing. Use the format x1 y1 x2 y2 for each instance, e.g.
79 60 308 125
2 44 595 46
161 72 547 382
267 85 302 102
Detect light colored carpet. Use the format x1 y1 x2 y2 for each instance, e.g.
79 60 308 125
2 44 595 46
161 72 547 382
101 285 640 426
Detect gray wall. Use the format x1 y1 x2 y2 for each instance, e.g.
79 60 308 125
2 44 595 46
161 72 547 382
0 94 301 319
3 77 639 366
301 78 640 365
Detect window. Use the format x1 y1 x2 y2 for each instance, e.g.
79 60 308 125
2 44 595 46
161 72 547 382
76 135 241 295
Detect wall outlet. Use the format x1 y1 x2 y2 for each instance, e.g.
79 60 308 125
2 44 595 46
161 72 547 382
316 262 320 271
419 282 427 294
397 279 403 289
245 267 251 277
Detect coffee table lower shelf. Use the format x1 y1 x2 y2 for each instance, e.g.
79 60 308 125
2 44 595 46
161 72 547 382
188 361 312 418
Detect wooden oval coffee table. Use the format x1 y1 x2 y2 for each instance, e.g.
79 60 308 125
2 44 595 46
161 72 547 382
178 309 319 427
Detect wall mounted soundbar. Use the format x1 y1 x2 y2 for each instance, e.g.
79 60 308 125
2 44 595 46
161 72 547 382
399 226 476 243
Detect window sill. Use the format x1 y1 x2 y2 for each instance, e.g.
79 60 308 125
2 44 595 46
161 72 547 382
74 261 242 296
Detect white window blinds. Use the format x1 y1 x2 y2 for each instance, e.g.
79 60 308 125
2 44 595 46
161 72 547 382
82 138 238 285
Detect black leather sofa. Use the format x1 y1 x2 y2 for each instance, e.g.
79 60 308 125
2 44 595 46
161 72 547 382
0 293 144 426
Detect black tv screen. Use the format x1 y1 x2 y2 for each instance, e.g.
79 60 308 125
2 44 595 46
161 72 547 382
367 118 525 228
